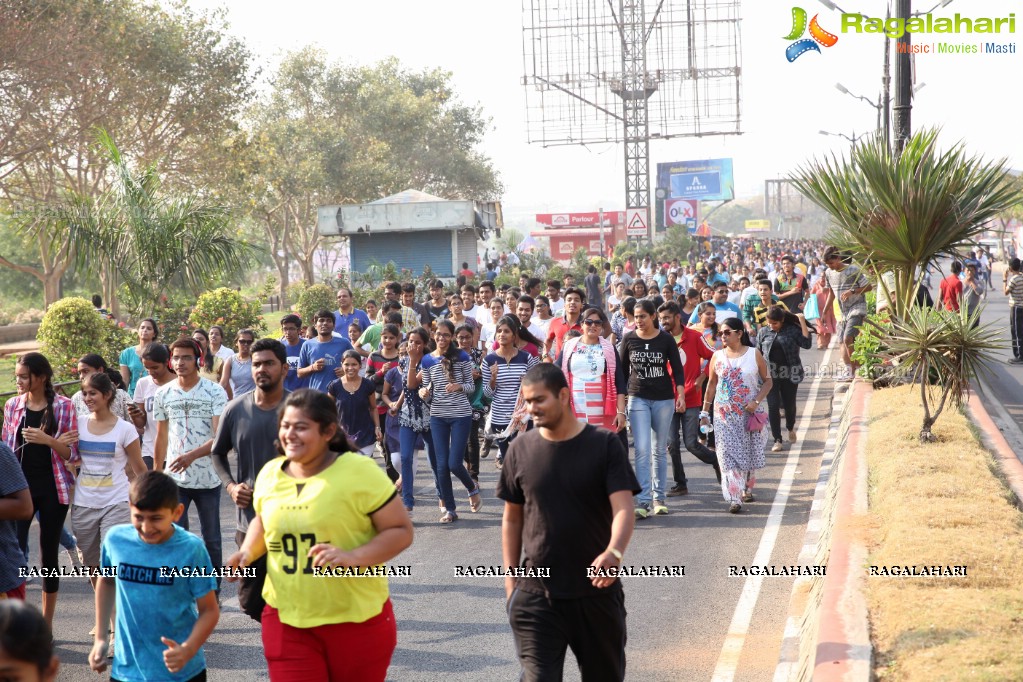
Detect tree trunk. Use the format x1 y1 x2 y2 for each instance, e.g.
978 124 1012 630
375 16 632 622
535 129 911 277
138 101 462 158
42 273 61 308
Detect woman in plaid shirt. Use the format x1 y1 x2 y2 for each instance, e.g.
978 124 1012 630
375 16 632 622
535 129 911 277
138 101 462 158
2 352 78 628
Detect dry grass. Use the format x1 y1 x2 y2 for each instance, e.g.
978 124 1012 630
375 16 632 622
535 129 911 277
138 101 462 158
866 385 1023 681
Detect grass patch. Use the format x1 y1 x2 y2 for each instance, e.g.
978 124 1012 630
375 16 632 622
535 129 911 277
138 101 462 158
261 310 287 333
867 385 1023 680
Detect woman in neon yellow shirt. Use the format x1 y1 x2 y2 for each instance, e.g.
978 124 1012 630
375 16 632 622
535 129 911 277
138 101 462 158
227 389 413 681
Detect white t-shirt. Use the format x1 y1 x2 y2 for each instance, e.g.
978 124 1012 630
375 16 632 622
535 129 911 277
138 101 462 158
74 416 139 508
153 378 227 490
548 298 565 315
133 376 166 460
214 346 234 362
463 305 482 321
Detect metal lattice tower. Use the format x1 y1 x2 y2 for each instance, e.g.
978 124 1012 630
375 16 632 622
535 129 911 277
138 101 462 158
522 0 742 235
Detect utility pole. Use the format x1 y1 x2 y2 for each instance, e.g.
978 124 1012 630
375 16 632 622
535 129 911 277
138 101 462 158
893 0 912 156
882 4 892 153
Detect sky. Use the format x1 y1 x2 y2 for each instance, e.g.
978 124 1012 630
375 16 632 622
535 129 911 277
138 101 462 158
182 0 1021 227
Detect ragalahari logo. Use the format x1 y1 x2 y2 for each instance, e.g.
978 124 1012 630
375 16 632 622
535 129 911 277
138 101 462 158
784 7 839 62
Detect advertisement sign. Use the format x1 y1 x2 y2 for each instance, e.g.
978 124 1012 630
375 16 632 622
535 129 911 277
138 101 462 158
665 198 699 234
656 158 735 202
745 219 771 232
626 208 649 237
535 211 625 227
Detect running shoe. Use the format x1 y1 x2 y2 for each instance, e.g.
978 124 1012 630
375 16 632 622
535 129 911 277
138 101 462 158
634 504 650 520
771 441 783 452
667 484 689 497
652 500 669 515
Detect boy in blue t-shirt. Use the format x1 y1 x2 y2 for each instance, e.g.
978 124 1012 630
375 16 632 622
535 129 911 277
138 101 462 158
297 309 354 392
90 471 219 682
280 314 308 392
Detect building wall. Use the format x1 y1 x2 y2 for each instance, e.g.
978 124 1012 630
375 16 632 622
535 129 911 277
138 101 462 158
349 230 454 276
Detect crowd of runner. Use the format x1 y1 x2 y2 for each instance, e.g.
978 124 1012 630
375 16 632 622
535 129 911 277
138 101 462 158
0 235 1003 681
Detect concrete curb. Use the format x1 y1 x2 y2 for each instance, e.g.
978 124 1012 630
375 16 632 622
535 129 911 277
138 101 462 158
967 384 1023 506
773 380 872 682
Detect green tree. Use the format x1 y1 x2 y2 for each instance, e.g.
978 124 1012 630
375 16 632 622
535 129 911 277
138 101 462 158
0 0 254 307
791 129 1020 441
791 129 1019 317
50 131 254 320
234 49 502 300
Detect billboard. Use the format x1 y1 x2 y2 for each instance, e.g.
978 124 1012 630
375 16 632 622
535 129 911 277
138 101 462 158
535 211 625 227
665 198 699 234
656 158 735 202
745 219 771 232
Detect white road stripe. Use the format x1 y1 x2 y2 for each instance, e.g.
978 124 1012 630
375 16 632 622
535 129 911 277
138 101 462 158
710 347 833 682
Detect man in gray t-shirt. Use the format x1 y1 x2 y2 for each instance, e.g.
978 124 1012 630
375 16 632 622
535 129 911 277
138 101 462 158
211 340 288 542
822 247 871 381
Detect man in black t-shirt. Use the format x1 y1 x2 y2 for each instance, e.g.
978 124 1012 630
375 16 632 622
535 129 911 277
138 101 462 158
497 364 640 682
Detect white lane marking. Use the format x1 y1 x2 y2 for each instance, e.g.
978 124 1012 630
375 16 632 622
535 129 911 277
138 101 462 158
710 347 833 682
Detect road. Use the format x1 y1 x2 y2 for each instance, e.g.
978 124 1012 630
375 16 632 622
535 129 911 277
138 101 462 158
27 347 841 682
964 274 1023 457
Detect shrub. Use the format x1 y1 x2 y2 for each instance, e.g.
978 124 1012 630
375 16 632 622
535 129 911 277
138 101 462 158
296 284 336 327
188 287 266 344
38 297 113 381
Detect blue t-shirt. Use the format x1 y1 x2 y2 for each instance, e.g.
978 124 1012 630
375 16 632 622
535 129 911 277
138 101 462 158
334 309 372 336
283 338 308 392
101 524 216 682
298 337 354 392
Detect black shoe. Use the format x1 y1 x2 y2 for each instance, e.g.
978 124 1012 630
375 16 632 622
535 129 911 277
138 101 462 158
495 456 504 470
728 503 742 514
667 484 689 497
1009 358 1023 365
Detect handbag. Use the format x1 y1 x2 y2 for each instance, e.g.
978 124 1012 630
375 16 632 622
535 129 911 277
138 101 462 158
746 410 767 432
803 294 820 321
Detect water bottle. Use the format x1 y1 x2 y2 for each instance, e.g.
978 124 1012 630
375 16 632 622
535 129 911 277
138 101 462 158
700 421 714 435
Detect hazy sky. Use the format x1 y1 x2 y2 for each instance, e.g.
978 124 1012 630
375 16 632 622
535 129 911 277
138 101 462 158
184 0 1021 224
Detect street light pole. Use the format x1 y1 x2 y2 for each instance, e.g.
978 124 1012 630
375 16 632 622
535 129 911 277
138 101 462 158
893 0 912 156
882 3 891 153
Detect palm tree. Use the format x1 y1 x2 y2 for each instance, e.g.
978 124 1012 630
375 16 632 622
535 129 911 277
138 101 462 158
791 128 1019 442
791 128 1019 317
55 129 254 320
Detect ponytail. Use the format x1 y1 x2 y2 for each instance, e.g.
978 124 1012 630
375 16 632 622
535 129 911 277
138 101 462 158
17 353 57 436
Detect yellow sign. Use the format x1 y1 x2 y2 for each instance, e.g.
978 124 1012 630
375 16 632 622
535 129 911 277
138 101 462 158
745 219 771 232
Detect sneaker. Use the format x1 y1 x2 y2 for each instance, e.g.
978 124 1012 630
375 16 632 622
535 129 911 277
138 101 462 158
788 429 797 443
771 441 784 452
634 504 650 520
1009 358 1023 365
728 503 742 514
667 484 689 497
652 500 669 515
495 456 504 470
742 491 755 503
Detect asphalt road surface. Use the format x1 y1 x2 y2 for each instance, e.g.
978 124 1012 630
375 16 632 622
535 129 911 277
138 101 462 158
27 346 842 682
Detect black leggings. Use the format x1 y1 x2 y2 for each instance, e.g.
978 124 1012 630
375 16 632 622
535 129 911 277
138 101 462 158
767 379 799 442
16 485 69 594
464 417 481 481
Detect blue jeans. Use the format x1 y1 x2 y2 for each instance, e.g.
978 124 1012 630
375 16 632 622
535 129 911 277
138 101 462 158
628 396 675 505
178 486 223 590
399 426 438 509
430 415 476 512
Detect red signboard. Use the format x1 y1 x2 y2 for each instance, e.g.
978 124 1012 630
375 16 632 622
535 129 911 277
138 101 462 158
535 211 626 227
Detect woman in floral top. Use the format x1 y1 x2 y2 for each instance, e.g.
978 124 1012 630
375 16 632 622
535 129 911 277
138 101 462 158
700 317 773 514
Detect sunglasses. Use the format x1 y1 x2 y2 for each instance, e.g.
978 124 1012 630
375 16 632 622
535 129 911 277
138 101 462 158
238 340 253 345
720 329 738 336
582 319 602 326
